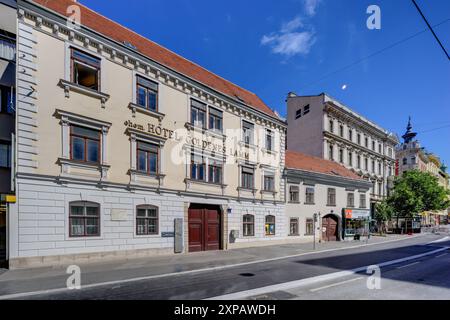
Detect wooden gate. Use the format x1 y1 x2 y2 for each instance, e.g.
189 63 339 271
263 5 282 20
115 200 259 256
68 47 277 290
322 214 338 241
188 205 221 252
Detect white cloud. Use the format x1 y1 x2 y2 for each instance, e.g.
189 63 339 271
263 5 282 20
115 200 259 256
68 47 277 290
303 0 321 17
261 16 316 57
261 31 315 57
281 16 303 33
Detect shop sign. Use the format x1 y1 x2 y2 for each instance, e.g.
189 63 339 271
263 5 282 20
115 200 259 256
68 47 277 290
344 209 370 219
6 195 16 203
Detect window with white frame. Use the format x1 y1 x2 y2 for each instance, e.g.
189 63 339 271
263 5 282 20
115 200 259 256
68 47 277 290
289 218 299 236
136 76 158 111
70 125 101 164
242 121 254 145
69 201 100 237
265 129 274 151
208 107 223 132
137 141 159 175
360 193 367 208
263 173 275 192
190 99 206 129
71 48 101 91
265 215 275 236
305 187 315 204
136 205 159 235
243 214 255 237
347 192 355 208
208 159 223 184
241 166 254 189
289 185 299 203
190 152 206 181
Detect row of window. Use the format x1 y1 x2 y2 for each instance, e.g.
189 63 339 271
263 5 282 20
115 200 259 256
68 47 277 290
328 119 393 157
329 145 393 176
289 185 367 208
68 122 277 190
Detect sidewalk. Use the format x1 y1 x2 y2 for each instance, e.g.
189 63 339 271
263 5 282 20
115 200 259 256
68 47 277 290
0 234 422 297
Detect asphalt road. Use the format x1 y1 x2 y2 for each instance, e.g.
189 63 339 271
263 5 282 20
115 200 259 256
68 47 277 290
4 234 449 300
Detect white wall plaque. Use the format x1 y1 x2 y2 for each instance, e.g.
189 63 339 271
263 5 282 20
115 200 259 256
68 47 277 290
111 209 128 221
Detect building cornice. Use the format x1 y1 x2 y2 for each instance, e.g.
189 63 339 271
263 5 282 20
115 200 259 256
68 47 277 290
324 99 398 144
18 0 287 130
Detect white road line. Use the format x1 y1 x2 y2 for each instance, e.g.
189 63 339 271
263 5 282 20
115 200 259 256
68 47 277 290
206 247 447 300
435 253 448 258
310 277 364 292
396 261 420 269
427 236 449 244
0 234 434 300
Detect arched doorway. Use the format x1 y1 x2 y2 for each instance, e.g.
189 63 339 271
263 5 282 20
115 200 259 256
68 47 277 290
322 214 339 241
188 204 222 252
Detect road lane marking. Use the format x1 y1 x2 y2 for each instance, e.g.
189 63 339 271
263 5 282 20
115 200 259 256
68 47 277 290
310 277 364 292
435 253 448 258
206 247 447 300
396 261 420 269
427 236 449 244
0 234 435 300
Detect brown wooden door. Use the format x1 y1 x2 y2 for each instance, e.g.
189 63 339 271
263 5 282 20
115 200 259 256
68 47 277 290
322 215 338 241
188 206 221 252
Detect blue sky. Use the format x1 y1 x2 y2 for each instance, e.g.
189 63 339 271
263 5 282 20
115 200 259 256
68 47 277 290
80 0 450 166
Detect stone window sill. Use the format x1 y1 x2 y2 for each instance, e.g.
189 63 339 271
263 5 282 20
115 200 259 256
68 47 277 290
59 79 110 108
129 103 165 121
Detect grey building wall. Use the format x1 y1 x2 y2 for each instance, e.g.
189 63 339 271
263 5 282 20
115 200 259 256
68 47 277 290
287 94 324 158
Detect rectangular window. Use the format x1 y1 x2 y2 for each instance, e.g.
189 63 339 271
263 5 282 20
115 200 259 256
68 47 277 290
378 144 382 154
339 149 344 163
348 151 353 166
339 125 344 137
357 155 361 169
372 141 376 151
305 187 315 204
137 76 158 111
303 105 310 115
0 36 16 61
265 215 275 236
378 163 382 175
69 202 100 237
191 99 206 128
190 153 206 181
71 48 100 91
243 214 255 237
136 206 158 235
348 129 353 142
347 193 355 208
360 194 367 208
0 85 15 114
242 121 254 145
329 145 334 161
365 137 368 148
208 160 223 184
327 188 336 206
137 141 159 175
265 129 274 151
290 218 299 236
263 175 275 191
329 120 334 133
0 142 11 168
241 166 254 189
378 182 383 196
289 185 299 203
295 108 302 120
305 218 314 235
372 160 375 173
364 158 368 171
208 107 223 132
357 133 361 145
70 125 100 163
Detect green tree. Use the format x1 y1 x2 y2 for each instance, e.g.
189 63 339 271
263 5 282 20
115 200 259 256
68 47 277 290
374 199 394 235
388 170 450 222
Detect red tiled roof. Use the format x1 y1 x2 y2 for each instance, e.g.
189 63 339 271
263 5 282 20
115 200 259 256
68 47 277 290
31 0 278 119
285 150 363 181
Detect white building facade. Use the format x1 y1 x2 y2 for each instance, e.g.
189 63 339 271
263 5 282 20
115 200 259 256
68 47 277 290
5 0 290 269
286 93 398 216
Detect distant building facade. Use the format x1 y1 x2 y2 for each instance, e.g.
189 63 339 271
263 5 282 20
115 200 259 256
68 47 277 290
286 93 398 216
395 118 450 226
284 151 371 242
